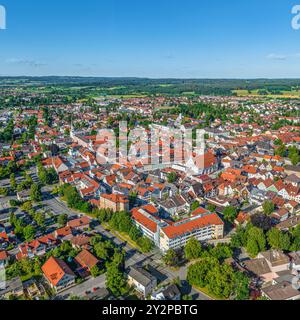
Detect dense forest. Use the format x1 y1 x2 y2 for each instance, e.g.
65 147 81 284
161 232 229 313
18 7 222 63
1 77 300 96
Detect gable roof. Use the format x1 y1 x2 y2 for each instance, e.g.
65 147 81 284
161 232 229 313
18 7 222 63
74 249 99 269
42 256 75 286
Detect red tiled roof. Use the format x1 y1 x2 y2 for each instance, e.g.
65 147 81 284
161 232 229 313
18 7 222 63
131 208 158 233
74 249 98 270
42 256 75 286
67 216 90 228
101 193 129 203
162 213 223 239
0 250 8 260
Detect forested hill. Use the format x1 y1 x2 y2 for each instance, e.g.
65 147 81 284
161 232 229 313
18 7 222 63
1 77 300 96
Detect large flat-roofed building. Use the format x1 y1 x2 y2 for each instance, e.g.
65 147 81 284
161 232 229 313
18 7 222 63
159 210 224 252
131 205 224 252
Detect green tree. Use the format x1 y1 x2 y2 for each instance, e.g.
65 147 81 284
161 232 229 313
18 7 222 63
190 201 200 211
187 257 218 289
267 228 291 251
167 172 177 183
223 206 238 223
21 201 33 212
139 237 153 253
275 144 286 157
209 244 233 262
23 225 36 241
94 242 110 260
57 214 68 227
233 271 250 300
106 263 127 297
129 226 142 242
30 183 42 202
184 237 203 261
262 201 275 215
163 249 179 266
246 227 266 257
90 265 101 278
207 204 216 212
10 173 16 191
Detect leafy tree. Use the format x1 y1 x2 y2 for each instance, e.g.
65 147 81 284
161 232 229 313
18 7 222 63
94 208 113 223
267 228 291 251
231 226 248 248
94 242 110 260
209 244 233 262
106 263 127 297
129 226 142 242
184 237 203 261
21 201 33 212
23 225 36 241
262 201 275 216
10 173 16 191
30 183 42 202
275 144 286 157
207 204 216 212
34 212 46 228
190 201 200 211
246 227 266 257
273 139 282 146
163 249 179 266
233 271 250 300
290 225 300 251
57 214 68 227
0 187 8 196
90 265 101 278
109 211 132 233
187 257 218 289
167 172 178 183
139 237 153 253
223 206 238 223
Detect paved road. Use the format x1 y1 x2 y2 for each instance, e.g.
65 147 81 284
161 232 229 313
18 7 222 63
2 180 212 301
46 195 212 300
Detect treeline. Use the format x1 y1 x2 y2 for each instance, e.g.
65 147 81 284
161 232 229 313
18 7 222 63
2 77 300 97
231 223 300 257
94 208 154 253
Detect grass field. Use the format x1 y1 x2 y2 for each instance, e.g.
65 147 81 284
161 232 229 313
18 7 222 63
233 89 300 99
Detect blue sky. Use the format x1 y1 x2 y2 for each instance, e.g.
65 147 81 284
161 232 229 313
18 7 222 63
0 0 299 78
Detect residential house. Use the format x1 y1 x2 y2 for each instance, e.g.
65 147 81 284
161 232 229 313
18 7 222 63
0 277 24 299
151 284 181 300
257 250 290 274
42 256 76 293
17 235 58 260
0 251 10 267
67 216 91 231
74 249 99 277
128 265 157 298
97 194 129 212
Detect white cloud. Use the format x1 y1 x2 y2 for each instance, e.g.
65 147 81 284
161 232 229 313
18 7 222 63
6 58 47 67
266 53 287 61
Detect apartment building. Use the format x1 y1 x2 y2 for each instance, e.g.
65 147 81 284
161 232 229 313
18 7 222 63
98 193 129 212
131 205 224 252
159 212 224 252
